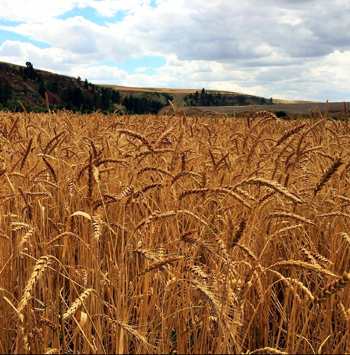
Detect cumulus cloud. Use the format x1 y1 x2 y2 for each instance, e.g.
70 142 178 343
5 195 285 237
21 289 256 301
0 0 152 22
1 0 350 101
4 0 350 63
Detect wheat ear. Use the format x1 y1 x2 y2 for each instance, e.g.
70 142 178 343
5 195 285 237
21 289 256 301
268 212 316 226
314 157 343 196
247 347 288 354
18 100 27 115
275 123 306 147
45 92 50 113
20 138 33 171
314 272 350 303
237 178 302 204
18 256 52 313
117 129 153 151
139 256 183 276
62 288 95 320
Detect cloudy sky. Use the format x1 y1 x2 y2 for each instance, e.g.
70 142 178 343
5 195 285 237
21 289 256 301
0 0 349 101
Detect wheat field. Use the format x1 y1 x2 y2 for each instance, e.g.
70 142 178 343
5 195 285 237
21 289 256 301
0 106 350 354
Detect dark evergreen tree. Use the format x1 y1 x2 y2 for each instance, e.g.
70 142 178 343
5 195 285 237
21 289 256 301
39 81 46 98
52 76 59 93
24 62 36 80
101 88 110 110
194 91 199 103
111 90 120 104
0 82 13 104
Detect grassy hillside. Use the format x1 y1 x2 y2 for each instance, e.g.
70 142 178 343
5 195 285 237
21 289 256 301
0 61 96 112
0 62 165 114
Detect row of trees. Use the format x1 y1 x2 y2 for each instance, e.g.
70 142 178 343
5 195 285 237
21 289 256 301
184 88 272 106
123 95 164 114
59 85 163 114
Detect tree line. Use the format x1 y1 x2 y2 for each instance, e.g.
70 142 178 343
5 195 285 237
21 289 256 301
184 88 272 106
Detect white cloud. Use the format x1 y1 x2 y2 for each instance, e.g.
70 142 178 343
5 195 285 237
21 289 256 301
1 0 350 101
0 0 151 22
3 0 350 63
0 40 90 73
135 67 147 72
84 0 152 17
0 0 76 22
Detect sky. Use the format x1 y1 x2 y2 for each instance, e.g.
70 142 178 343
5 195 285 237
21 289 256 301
0 0 350 102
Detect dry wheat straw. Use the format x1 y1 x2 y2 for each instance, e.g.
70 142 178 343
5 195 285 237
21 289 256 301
2 108 350 353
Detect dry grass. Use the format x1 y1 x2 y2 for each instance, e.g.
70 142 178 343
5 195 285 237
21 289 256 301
0 108 350 354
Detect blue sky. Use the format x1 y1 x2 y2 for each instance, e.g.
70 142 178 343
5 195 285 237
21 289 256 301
1 0 350 101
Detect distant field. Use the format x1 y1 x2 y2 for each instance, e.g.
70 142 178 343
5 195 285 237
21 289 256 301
182 101 350 116
102 84 242 95
100 84 342 116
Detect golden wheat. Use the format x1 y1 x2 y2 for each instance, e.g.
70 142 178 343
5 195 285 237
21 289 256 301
0 108 349 354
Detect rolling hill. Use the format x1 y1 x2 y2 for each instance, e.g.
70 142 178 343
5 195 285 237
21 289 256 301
1 60 340 117
0 61 272 114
